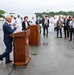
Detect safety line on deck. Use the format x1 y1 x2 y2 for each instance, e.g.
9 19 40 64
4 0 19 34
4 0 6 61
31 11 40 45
8 66 16 75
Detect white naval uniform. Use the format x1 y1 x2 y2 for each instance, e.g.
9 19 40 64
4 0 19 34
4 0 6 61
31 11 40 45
15 18 22 32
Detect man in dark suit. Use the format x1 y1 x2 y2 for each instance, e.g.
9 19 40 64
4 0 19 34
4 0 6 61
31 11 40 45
63 16 68 39
42 15 49 37
66 16 72 38
22 16 30 30
69 16 74 41
63 16 71 39
0 15 18 64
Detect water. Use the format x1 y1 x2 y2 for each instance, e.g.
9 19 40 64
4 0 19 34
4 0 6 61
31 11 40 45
0 21 4 30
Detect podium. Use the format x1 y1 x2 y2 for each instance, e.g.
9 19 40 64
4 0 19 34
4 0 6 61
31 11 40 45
10 29 31 66
28 25 40 46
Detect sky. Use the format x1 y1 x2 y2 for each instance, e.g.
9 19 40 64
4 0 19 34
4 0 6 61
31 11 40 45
0 0 74 15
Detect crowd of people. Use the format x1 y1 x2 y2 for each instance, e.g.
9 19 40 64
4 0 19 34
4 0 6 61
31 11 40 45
0 14 74 64
0 14 49 64
1 14 74 39
7 15 50 37
54 16 74 41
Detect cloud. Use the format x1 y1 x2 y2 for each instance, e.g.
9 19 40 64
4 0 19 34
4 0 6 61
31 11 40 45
0 0 74 15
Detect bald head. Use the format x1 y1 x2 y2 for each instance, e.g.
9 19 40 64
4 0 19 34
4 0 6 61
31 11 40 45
32 16 34 19
5 15 12 23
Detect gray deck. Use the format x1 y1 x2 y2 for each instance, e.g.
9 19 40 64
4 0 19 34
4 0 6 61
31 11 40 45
0 27 74 75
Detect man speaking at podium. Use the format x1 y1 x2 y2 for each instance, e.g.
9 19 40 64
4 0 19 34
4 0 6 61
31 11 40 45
0 15 18 64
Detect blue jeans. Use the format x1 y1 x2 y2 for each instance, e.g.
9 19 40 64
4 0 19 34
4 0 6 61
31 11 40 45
57 27 62 38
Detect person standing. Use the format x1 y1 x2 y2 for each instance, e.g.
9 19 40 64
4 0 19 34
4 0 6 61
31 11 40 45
53 17 57 31
56 16 63 38
22 16 30 30
69 16 74 41
0 15 18 64
10 15 15 29
66 16 72 38
42 15 49 37
36 16 42 34
29 16 36 25
15 15 22 32
63 16 69 39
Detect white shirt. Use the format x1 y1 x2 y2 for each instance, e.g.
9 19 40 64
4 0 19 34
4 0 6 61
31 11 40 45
16 18 22 24
10 18 15 29
69 21 74 28
53 19 57 24
44 19 48 24
25 21 28 28
73 23 74 28
15 18 22 32
30 19 36 25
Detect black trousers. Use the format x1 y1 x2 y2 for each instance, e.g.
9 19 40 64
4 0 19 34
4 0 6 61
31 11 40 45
64 26 70 38
43 26 48 36
40 26 41 34
57 27 62 38
0 42 12 63
69 28 74 40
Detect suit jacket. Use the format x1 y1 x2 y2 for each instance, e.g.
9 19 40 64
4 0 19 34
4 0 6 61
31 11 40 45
67 19 71 26
3 22 16 43
22 21 30 30
42 18 45 25
42 18 49 27
63 19 67 27
36 19 42 24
